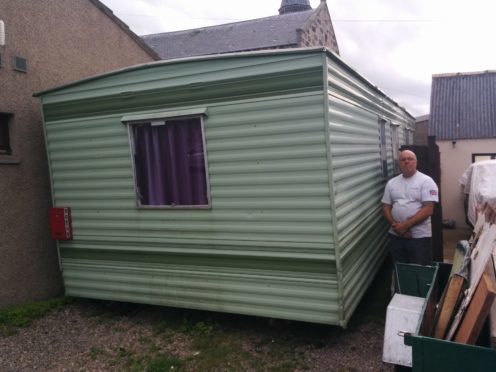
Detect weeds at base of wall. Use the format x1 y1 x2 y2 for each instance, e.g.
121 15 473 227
0 297 67 336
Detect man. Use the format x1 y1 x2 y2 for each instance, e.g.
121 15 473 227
382 150 439 266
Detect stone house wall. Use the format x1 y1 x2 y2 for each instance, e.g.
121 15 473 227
0 0 157 307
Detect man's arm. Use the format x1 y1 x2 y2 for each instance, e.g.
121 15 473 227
391 202 435 236
382 203 396 225
383 203 410 238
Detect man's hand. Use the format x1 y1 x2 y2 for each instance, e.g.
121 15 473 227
384 202 434 238
392 221 412 238
391 202 435 237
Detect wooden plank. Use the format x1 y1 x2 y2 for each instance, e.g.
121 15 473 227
470 224 496 293
447 223 496 340
432 274 466 339
454 273 496 344
449 240 470 277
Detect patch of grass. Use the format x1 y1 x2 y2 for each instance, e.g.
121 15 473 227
145 355 184 372
150 309 312 371
153 316 242 370
180 319 217 343
130 312 308 371
110 347 184 372
0 297 67 336
117 346 133 359
89 346 105 361
247 335 308 371
108 347 137 369
177 317 307 371
148 343 160 353
151 318 172 337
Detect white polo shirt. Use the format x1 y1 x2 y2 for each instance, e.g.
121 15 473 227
382 171 439 238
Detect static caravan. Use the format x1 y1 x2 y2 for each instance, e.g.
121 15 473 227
36 48 414 326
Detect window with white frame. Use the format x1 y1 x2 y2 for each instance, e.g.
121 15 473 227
124 110 210 208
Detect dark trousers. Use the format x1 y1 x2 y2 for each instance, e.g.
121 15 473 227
389 234 432 293
388 234 432 266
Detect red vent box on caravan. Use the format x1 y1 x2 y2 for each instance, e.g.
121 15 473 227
49 207 73 240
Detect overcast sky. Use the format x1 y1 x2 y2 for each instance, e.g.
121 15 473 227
100 0 496 117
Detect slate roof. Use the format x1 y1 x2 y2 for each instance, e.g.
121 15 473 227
429 71 496 140
89 0 160 60
141 10 316 60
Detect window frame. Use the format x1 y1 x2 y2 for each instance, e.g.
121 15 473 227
472 153 496 163
404 127 412 145
390 122 400 174
0 112 13 155
378 118 388 179
12 56 27 73
123 108 211 210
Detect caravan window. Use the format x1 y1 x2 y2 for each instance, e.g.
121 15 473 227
391 123 400 174
378 119 388 179
127 115 210 208
404 128 411 145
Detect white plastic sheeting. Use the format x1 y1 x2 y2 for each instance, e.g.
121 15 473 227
459 159 496 226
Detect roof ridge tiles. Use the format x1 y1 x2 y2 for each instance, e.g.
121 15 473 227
433 70 496 78
141 9 314 38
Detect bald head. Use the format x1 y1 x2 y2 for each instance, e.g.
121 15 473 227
399 150 418 178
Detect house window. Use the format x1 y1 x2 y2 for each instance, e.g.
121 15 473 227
391 123 400 174
13 56 27 72
127 113 210 208
0 113 12 155
378 118 388 179
472 153 496 163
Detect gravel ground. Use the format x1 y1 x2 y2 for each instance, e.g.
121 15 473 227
0 265 394 371
0 300 392 371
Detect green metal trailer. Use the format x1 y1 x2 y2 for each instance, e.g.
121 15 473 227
36 48 414 326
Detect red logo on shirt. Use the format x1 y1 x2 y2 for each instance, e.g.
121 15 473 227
430 190 437 196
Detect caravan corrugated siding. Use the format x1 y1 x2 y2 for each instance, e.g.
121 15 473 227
326 56 413 324
41 52 341 324
39 49 414 326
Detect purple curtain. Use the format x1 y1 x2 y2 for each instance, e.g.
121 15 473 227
134 118 208 206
